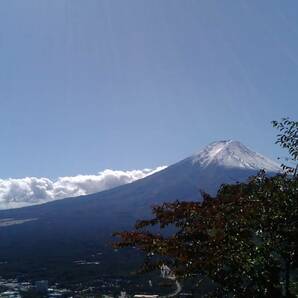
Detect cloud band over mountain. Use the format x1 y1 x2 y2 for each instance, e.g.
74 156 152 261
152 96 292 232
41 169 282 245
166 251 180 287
0 166 167 210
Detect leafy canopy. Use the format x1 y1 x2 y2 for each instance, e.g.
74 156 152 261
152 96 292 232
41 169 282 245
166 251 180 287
114 118 298 297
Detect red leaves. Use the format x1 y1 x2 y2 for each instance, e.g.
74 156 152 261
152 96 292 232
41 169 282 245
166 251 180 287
113 172 298 296
113 118 298 295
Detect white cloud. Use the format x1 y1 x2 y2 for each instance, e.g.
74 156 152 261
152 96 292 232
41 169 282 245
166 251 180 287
0 166 167 210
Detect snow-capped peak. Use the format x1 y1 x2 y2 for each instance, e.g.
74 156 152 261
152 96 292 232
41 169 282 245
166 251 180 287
192 140 281 172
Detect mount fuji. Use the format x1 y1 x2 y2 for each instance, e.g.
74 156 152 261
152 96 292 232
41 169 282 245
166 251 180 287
0 140 280 280
192 140 279 171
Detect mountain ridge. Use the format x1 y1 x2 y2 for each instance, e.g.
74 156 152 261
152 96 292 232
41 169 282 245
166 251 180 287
0 140 280 216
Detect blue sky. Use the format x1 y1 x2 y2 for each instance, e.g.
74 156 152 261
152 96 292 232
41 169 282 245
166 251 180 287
0 0 297 179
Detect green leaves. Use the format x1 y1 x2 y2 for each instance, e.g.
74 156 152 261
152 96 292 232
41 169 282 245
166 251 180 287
272 117 298 175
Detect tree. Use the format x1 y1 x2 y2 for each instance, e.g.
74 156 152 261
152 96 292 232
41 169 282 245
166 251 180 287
272 117 298 296
272 117 298 176
114 118 298 297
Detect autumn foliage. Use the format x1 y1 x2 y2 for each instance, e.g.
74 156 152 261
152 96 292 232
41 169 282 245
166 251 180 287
114 119 298 297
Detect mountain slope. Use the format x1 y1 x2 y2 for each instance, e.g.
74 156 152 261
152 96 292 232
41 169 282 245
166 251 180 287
0 141 280 280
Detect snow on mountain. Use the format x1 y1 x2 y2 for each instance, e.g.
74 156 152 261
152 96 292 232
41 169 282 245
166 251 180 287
192 140 280 172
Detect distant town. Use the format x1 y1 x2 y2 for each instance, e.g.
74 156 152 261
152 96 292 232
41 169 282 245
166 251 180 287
0 274 193 298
